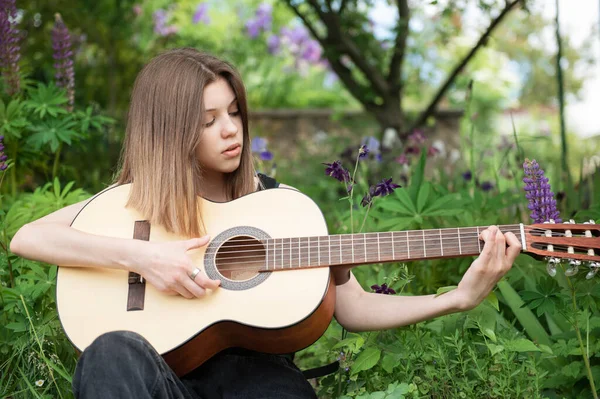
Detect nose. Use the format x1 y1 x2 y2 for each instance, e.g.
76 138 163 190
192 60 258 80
221 115 238 138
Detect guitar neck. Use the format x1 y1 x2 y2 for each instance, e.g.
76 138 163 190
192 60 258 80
262 224 525 270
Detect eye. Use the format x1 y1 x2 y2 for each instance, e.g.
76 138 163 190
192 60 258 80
204 118 216 127
229 110 240 117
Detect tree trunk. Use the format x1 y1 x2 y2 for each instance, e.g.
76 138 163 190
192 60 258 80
369 98 404 145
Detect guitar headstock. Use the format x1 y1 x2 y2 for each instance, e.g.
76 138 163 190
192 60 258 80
524 220 600 278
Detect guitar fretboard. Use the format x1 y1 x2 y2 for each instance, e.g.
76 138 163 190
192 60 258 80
263 225 524 270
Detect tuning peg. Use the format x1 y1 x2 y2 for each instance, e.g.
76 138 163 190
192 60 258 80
586 262 600 279
546 257 560 277
565 259 581 276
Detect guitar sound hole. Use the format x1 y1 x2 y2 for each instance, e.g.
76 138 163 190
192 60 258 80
215 236 266 281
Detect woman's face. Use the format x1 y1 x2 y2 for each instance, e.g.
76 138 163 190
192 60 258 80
196 78 244 179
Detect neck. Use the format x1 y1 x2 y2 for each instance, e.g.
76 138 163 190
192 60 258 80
198 173 227 202
260 224 526 271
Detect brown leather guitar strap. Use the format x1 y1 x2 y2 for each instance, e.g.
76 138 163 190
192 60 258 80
127 220 150 311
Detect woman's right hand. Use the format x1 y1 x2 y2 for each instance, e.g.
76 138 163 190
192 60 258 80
132 235 221 299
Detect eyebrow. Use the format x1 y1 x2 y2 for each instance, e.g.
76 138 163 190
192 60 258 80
205 97 238 112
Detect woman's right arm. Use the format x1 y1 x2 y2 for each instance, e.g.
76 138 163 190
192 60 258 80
10 197 220 298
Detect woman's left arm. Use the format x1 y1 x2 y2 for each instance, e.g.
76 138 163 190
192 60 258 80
333 226 522 332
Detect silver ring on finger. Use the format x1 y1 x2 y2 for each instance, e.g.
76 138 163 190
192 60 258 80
189 267 201 281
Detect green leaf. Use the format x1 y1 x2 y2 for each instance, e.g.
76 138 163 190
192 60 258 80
504 338 541 352
4 322 27 332
415 182 431 213
351 347 381 374
381 353 402 373
408 150 427 203
488 343 505 356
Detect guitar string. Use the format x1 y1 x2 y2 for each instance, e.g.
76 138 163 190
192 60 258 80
214 243 487 271
211 243 596 270
207 226 592 247
212 228 592 252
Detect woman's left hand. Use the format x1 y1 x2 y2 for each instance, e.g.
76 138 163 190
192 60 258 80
453 226 522 311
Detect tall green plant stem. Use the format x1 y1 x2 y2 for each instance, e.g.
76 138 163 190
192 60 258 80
359 202 373 233
52 142 63 180
564 276 598 398
0 171 13 288
10 145 17 197
20 295 65 399
554 0 573 201
348 154 361 233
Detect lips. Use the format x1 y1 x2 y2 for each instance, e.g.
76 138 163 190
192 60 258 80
223 144 240 153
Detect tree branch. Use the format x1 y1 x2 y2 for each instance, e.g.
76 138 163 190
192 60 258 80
387 0 410 89
303 0 391 98
339 0 348 14
406 0 521 135
283 0 375 107
282 0 324 42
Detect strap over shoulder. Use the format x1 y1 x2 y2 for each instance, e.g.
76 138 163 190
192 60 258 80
257 173 280 190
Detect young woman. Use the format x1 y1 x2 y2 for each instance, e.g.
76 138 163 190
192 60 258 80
10 48 521 399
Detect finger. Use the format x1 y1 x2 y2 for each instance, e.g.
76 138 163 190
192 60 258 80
184 236 211 251
479 226 498 261
182 277 207 298
495 229 507 262
172 283 195 299
194 273 221 290
504 232 522 263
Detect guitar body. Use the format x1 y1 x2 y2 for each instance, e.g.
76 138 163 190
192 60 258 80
56 184 335 376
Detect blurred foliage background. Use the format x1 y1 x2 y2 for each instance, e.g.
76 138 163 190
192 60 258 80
2 0 600 398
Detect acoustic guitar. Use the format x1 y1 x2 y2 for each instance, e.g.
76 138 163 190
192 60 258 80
56 184 600 376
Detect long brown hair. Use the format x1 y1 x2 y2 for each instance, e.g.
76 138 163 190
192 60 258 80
116 48 257 237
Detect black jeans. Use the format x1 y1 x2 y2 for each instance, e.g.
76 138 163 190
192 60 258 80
72 331 318 399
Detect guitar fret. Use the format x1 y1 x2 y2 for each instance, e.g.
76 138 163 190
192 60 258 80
363 233 367 263
392 232 395 259
406 231 410 259
377 233 380 262
308 237 311 266
351 234 355 263
476 227 481 252
458 228 462 254
289 238 292 268
439 229 443 256
318 236 320 265
328 236 331 265
422 231 426 257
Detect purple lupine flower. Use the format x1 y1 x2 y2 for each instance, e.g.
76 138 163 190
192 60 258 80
358 145 369 159
523 159 562 223
395 154 409 165
153 9 178 36
259 151 273 161
361 185 377 207
0 0 21 96
301 39 322 63
0 135 8 170
480 181 494 192
192 3 210 25
245 3 272 38
374 178 400 197
361 136 380 154
267 35 280 54
251 137 273 161
371 283 396 295
408 129 426 145
52 14 75 111
323 160 350 183
251 137 268 153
